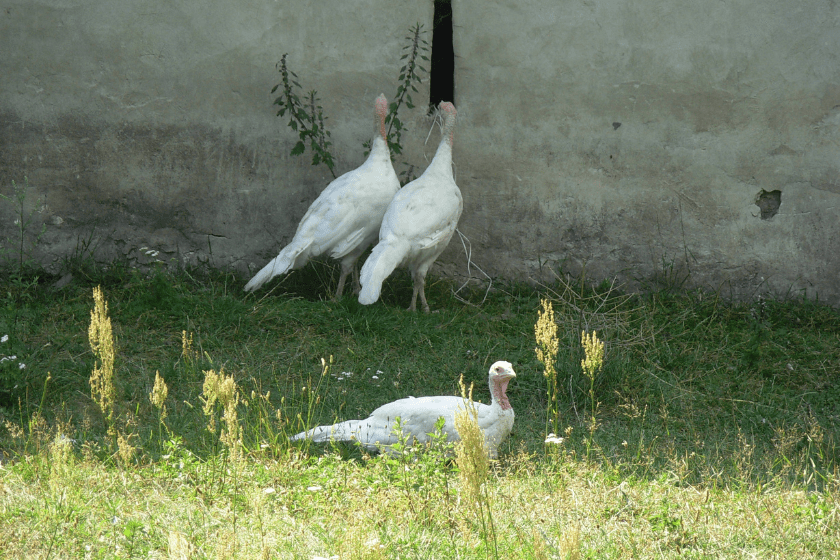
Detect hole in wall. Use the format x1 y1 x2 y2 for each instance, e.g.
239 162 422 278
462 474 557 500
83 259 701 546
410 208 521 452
755 189 781 220
430 0 454 108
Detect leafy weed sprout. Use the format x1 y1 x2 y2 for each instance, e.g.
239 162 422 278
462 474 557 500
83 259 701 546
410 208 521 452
273 55 336 177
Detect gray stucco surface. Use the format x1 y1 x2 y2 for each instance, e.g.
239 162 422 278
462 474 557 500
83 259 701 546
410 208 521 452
1 1 838 304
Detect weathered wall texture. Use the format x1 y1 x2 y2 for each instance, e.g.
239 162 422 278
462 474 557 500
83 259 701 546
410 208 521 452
454 0 839 302
1 1 838 304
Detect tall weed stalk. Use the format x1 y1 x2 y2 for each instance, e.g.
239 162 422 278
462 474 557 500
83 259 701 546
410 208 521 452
535 298 560 437
454 377 498 560
581 330 605 460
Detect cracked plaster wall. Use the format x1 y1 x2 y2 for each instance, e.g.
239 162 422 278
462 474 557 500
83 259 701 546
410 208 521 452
1 0 838 304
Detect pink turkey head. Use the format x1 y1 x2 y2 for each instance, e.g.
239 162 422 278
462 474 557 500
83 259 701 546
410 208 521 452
489 360 516 411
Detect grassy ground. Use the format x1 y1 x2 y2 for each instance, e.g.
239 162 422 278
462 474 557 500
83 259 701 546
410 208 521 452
0 262 838 559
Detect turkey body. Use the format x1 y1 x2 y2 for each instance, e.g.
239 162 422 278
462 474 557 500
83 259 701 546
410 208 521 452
358 102 463 312
244 94 400 297
291 361 516 458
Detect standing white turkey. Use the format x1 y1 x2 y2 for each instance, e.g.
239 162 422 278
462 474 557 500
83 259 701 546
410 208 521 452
290 360 516 458
358 101 463 312
244 94 400 298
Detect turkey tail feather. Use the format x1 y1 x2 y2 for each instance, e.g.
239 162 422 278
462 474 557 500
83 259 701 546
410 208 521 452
358 240 409 305
291 420 363 442
244 244 304 292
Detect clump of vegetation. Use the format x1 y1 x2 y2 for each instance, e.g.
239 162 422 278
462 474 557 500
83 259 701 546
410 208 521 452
0 266 838 558
273 23 430 184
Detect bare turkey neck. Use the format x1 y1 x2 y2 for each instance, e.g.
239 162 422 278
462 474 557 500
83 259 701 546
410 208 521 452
378 113 387 139
491 378 512 411
443 119 455 148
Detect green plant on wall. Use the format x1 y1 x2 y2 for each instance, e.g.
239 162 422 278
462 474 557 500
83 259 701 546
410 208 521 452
272 23 430 185
272 56 337 178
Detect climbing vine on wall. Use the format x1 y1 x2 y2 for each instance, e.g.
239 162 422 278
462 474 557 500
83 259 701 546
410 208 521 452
272 23 430 185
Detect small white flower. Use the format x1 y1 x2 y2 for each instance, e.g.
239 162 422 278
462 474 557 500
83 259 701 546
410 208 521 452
18 363 25 370
307 485 323 492
545 433 565 445
1 335 8 343
371 375 379 380
263 487 276 494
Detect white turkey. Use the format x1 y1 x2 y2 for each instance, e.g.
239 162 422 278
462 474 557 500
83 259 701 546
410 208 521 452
358 101 463 312
290 360 516 458
244 94 400 298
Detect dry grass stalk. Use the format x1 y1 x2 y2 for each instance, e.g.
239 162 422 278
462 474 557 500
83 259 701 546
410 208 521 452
202 368 241 460
48 432 74 486
117 431 137 465
580 330 605 381
150 370 169 420
88 286 116 432
535 298 561 434
181 330 198 363
454 376 497 557
168 531 193 560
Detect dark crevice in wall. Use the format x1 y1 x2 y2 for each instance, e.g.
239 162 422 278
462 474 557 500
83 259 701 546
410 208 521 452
755 189 782 220
430 0 454 109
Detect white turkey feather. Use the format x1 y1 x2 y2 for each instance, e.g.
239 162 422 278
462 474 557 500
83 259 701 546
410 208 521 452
291 361 516 458
244 94 400 298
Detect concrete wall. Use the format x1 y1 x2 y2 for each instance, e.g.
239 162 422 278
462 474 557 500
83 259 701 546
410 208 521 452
454 0 839 302
1 1 838 304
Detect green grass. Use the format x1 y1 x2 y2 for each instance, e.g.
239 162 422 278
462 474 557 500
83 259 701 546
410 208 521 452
1 263 839 559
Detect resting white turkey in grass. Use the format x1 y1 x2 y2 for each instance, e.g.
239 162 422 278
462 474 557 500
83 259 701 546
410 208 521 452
291 361 516 458
244 94 400 298
358 101 463 312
